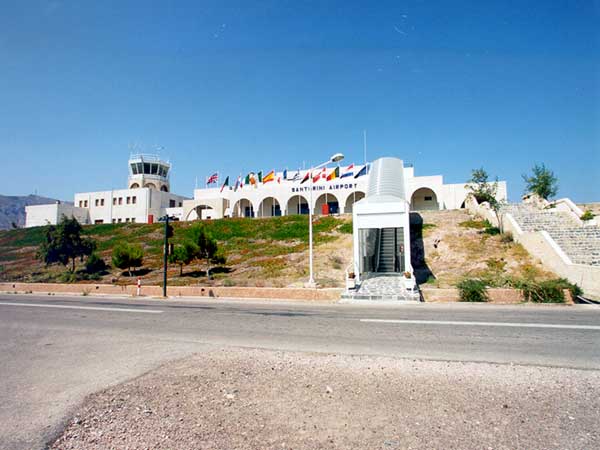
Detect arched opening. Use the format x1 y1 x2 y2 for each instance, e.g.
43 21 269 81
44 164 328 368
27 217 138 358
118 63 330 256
460 200 466 209
314 193 340 216
410 187 439 211
144 183 157 190
286 195 309 215
232 198 254 218
129 183 140 189
186 205 214 221
343 191 366 214
160 185 169 192
257 197 281 217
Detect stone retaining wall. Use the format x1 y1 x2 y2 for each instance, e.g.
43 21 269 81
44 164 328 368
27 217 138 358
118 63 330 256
0 282 343 302
1 282 574 304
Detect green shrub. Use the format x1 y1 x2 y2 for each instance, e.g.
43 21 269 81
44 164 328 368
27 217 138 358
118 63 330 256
484 226 501 235
514 278 581 303
581 210 595 221
457 279 488 302
85 252 107 273
500 232 514 243
338 222 353 234
112 243 144 276
459 219 488 229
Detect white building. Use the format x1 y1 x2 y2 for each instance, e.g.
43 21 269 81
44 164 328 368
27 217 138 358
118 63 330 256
25 155 188 227
25 154 507 228
181 162 507 221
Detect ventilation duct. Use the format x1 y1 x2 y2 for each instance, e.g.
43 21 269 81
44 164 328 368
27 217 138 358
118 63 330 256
366 157 406 200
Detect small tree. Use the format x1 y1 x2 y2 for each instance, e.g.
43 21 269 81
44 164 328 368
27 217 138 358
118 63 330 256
466 168 499 207
112 243 144 276
189 224 226 278
37 216 96 272
168 241 197 276
522 163 558 200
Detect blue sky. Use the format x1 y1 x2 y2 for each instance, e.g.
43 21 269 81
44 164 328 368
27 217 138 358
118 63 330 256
1 0 598 201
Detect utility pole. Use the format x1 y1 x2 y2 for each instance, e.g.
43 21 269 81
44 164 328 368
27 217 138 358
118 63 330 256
162 215 169 297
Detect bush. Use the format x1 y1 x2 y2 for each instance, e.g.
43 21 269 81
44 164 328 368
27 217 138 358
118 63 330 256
581 210 595 221
457 279 488 302
500 232 513 243
112 243 144 276
338 222 353 234
85 252 107 273
515 278 581 303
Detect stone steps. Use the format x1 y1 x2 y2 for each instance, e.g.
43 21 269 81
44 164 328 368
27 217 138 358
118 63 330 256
503 203 600 266
341 274 420 302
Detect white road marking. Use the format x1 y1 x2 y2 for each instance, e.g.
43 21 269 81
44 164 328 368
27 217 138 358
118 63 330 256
360 319 600 331
0 302 163 314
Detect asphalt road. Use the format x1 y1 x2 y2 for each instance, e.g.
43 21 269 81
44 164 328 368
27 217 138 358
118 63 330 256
1 293 599 450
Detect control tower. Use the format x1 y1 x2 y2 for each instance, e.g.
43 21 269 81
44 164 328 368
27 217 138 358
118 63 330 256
128 154 171 192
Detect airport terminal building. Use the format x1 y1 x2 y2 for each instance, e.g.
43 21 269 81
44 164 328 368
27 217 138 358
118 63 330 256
181 164 507 221
25 155 507 227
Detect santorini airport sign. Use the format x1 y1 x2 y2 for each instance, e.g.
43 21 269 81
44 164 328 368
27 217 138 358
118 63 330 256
291 182 359 193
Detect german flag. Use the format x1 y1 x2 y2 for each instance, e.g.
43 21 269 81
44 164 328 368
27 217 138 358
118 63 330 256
326 167 339 181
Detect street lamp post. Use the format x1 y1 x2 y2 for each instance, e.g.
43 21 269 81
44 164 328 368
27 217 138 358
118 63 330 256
307 152 344 287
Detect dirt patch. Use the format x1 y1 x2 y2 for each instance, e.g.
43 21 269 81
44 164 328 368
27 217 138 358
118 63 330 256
51 348 599 450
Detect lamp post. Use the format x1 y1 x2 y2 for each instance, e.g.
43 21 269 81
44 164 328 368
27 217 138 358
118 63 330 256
307 152 344 287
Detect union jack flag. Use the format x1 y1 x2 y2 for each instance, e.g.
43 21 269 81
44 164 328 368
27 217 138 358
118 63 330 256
206 173 218 185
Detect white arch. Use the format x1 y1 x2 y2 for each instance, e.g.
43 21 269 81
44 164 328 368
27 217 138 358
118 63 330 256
185 205 215 221
129 183 140 189
256 196 282 217
231 198 255 218
410 187 440 211
343 191 366 214
144 182 157 190
314 192 340 216
286 194 309 215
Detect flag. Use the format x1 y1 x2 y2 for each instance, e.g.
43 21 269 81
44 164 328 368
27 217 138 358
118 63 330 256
249 173 257 186
354 164 368 178
283 169 288 180
326 167 340 181
206 173 218 184
340 164 354 178
257 171 263 183
312 168 326 183
244 173 251 186
300 171 310 184
220 176 229 193
234 175 241 192
291 170 301 182
263 170 275 183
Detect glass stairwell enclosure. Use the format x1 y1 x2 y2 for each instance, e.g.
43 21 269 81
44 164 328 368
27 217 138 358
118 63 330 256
358 227 406 277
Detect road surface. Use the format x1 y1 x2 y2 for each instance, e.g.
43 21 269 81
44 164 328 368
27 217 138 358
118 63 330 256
0 293 599 449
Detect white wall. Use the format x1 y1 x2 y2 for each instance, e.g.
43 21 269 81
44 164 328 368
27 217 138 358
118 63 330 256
25 204 88 228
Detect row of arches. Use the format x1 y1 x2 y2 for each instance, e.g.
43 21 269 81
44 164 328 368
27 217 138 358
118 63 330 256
186 187 449 221
230 192 367 218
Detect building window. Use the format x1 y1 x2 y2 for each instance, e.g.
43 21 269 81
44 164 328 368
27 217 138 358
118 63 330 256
94 219 104 224
169 199 176 208
126 196 131 204
125 218 130 223
132 196 136 204
113 198 117 206
100 199 105 206
95 199 99 207
118 197 123 205
112 219 116 223
178 202 182 207
131 217 136 223
424 196 433 201
117 218 122 223
84 200 88 207
78 201 83 207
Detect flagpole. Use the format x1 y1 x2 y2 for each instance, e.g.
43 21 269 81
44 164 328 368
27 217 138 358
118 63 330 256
363 130 367 166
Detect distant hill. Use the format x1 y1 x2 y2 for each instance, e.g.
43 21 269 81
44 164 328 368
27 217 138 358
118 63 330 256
0 195 65 230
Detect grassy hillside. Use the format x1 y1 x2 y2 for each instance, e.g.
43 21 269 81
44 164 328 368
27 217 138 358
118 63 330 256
0 210 558 290
0 215 353 288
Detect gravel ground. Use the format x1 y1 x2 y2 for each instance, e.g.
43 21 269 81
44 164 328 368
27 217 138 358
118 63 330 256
51 348 600 449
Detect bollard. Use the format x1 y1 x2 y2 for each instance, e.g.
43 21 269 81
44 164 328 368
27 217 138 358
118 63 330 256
136 277 141 297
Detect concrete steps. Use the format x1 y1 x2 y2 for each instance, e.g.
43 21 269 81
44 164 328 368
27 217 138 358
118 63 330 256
503 204 600 266
341 274 420 302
